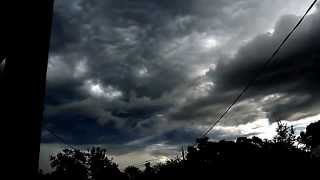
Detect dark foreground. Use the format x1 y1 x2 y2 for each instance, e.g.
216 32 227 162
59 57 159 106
39 121 320 179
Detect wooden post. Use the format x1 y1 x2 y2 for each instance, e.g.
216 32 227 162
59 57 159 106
0 1 54 178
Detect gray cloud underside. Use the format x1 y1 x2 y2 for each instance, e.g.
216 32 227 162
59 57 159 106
44 0 320 156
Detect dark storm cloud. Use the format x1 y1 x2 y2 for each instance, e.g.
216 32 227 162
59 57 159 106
49 0 198 100
171 10 320 125
45 0 201 145
44 0 320 155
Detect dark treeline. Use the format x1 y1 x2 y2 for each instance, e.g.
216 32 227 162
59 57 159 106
39 121 320 179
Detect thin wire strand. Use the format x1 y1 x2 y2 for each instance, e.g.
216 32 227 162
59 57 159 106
123 159 161 169
41 0 318 168
125 0 318 166
200 0 318 138
44 126 77 150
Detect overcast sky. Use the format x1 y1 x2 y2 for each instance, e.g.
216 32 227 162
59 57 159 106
40 0 320 171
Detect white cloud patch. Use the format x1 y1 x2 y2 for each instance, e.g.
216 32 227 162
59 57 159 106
85 80 123 100
262 93 283 103
194 64 216 77
201 36 218 50
0 58 6 72
191 81 215 99
267 28 275 34
73 58 88 78
47 55 71 80
137 66 149 78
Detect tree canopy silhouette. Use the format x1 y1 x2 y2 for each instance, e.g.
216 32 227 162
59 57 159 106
299 121 320 151
39 120 320 179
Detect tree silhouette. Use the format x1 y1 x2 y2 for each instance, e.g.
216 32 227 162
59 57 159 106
50 149 88 180
273 121 296 147
43 147 126 180
39 120 320 179
124 166 142 180
299 121 320 161
88 147 125 180
299 121 320 150
140 162 157 180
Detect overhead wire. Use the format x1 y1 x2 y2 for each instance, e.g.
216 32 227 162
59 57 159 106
199 0 318 138
42 0 318 168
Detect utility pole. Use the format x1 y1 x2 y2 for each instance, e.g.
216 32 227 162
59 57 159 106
0 1 54 178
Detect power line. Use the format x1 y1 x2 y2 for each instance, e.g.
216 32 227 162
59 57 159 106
126 155 180 168
115 0 318 167
124 150 185 168
40 0 318 168
43 126 77 150
200 0 318 138
128 159 161 167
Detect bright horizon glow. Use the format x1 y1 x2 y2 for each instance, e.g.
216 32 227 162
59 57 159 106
40 114 320 172
210 113 320 140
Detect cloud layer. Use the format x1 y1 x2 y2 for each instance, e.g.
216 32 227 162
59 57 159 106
41 0 320 169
